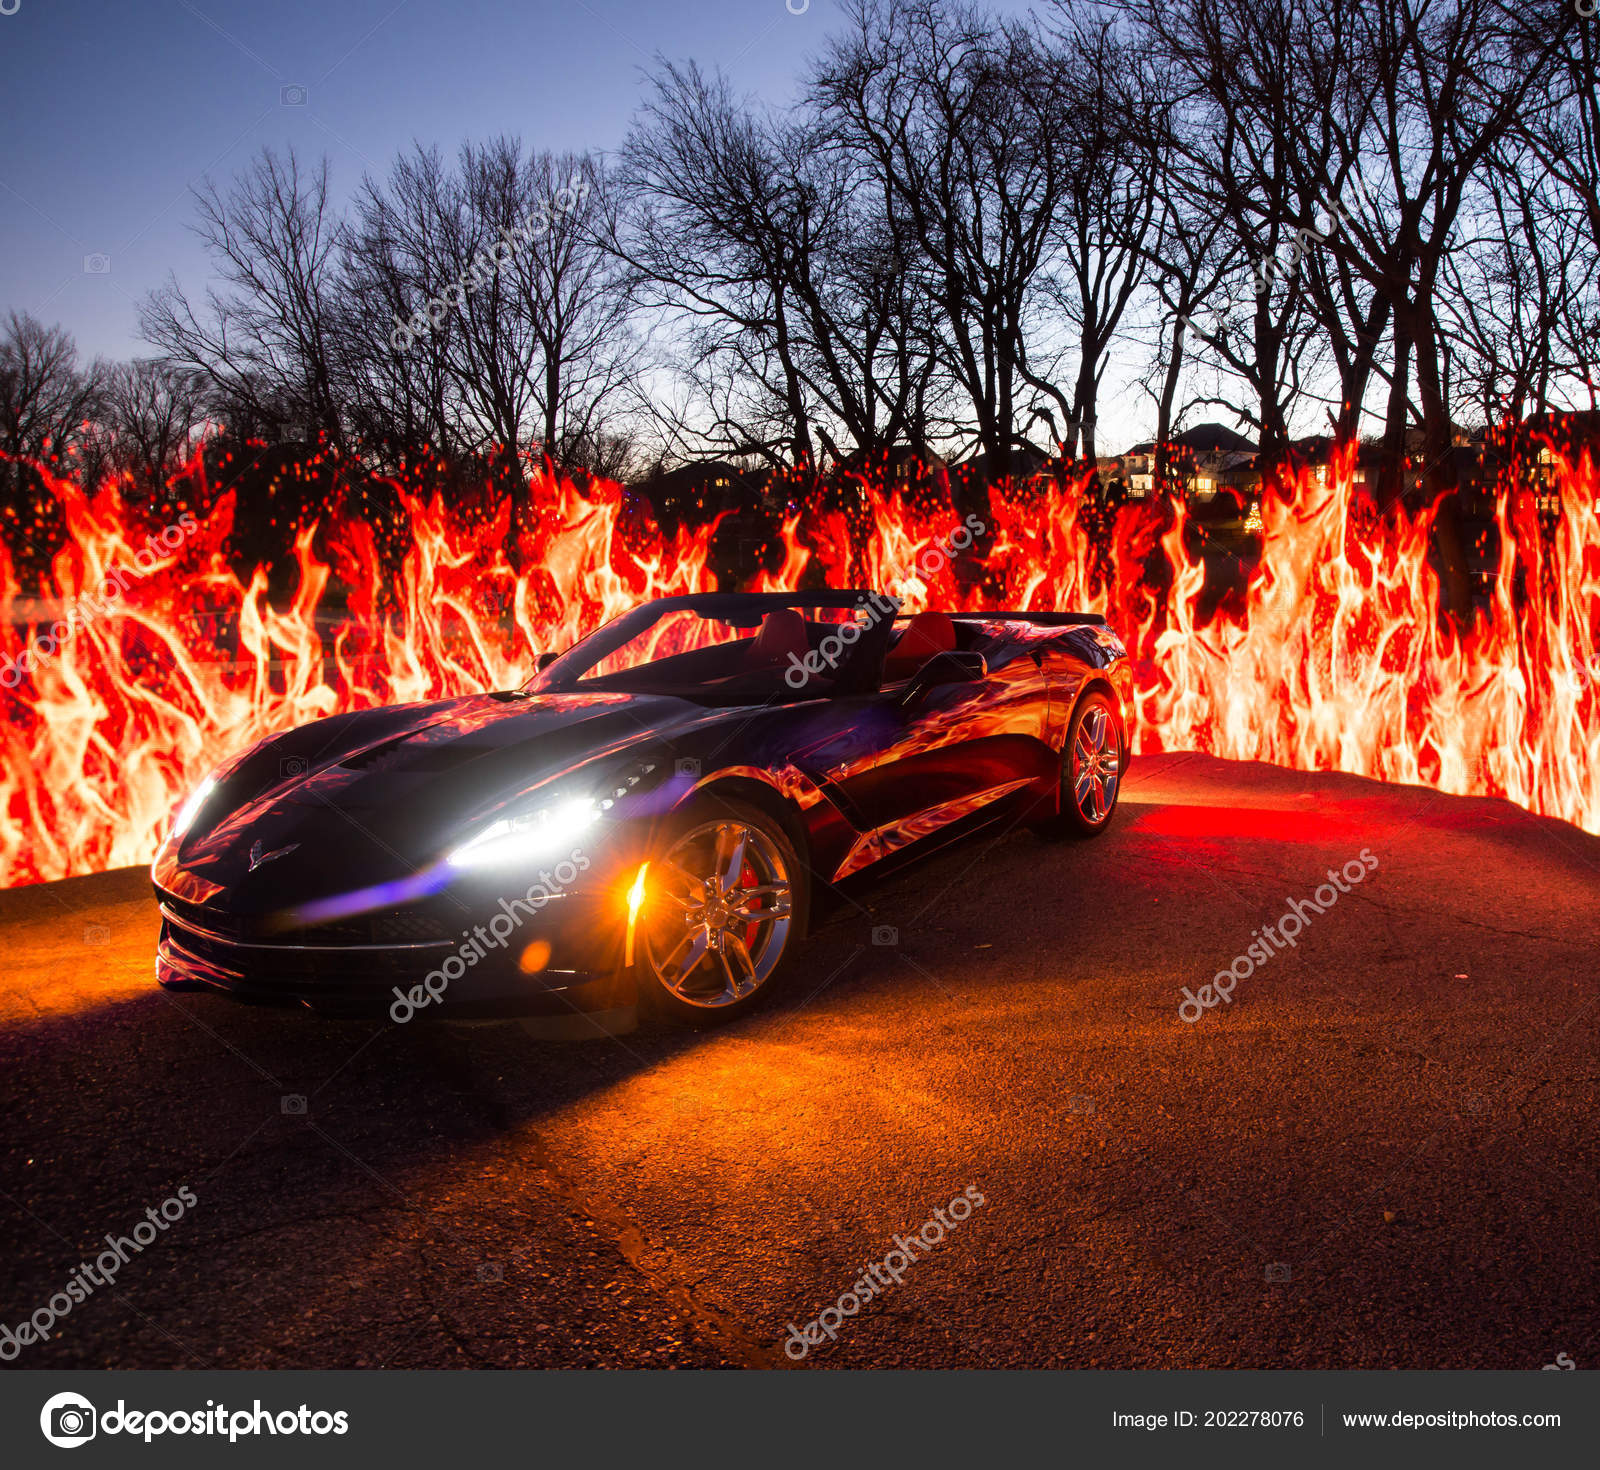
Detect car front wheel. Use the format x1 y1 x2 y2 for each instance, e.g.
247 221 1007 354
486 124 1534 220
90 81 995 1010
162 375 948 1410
632 797 807 1026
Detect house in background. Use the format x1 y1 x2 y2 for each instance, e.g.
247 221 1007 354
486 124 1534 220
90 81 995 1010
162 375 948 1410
1509 410 1600 514
1121 442 1156 496
1117 424 1259 500
635 459 762 533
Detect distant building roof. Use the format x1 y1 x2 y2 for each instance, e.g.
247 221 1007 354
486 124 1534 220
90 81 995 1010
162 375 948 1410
637 459 751 494
1288 434 1336 460
836 444 941 472
1173 422 1257 453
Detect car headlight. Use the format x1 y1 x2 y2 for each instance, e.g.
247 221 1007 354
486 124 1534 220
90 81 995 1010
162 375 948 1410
446 796 600 868
153 772 218 869
170 774 218 841
444 764 658 870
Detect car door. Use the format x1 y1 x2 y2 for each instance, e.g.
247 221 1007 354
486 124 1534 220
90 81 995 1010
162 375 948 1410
783 692 899 827
839 628 1056 870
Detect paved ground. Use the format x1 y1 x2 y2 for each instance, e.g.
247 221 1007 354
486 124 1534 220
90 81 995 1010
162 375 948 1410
2 752 1597 1370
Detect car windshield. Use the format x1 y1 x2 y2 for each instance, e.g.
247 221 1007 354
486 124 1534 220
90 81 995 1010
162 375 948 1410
525 595 896 705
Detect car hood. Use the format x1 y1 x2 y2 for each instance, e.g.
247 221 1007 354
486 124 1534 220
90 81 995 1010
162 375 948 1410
164 690 712 909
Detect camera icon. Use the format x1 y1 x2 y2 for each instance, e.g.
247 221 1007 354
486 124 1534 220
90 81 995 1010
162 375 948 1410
280 84 308 106
1067 1094 1095 1115
279 756 308 778
280 1094 307 1116
82 922 110 946
1264 1262 1293 1284
477 1262 504 1283
83 253 110 274
871 925 898 947
41 1393 97 1447
674 757 700 778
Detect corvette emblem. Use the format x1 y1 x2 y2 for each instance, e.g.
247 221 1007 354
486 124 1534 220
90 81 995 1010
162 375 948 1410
248 840 299 871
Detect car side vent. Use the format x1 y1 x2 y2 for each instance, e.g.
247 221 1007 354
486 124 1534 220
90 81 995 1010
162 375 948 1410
339 736 411 771
391 744 491 772
340 735 487 775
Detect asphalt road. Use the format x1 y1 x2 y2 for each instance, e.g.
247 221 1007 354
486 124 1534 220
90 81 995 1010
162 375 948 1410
2 752 1597 1370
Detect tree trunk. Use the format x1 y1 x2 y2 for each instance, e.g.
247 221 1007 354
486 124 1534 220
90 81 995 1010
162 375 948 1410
1073 356 1099 465
1380 311 1412 508
1410 300 1470 620
1334 295 1390 442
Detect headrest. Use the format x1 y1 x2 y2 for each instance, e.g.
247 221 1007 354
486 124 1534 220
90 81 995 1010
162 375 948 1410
883 610 957 681
743 608 811 671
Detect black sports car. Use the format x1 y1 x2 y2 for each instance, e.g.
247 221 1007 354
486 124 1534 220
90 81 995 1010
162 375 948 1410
152 591 1130 1028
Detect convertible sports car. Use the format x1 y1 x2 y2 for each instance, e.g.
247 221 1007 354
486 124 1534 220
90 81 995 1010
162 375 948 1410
152 591 1130 1028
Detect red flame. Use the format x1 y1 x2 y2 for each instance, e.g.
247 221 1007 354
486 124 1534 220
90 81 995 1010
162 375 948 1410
2 449 1596 887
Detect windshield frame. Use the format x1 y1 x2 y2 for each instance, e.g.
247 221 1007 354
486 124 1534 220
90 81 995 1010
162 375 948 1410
523 591 901 698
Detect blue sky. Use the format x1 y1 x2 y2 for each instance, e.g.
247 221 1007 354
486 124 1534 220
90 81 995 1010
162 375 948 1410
0 0 1152 447
0 0 888 360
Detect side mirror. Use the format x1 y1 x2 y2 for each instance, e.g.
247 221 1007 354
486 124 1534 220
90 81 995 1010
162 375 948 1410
898 649 988 707
536 650 561 671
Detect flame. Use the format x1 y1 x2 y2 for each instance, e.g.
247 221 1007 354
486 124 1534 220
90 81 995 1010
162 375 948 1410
2 446 1596 888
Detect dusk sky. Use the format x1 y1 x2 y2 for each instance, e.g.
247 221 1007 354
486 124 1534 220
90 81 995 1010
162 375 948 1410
0 0 1026 362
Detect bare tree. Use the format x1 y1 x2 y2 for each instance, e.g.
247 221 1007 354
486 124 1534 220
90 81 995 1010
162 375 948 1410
1122 0 1357 469
1440 138 1589 425
1039 4 1162 462
100 358 206 490
811 0 1080 484
333 142 637 485
0 313 105 464
618 56 958 472
1138 175 1235 486
0 313 106 505
617 61 830 467
141 148 346 450
337 144 467 466
491 150 636 473
1516 6 1600 408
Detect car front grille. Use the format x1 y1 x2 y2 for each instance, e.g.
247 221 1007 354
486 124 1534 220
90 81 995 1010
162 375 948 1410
161 923 435 987
158 892 451 948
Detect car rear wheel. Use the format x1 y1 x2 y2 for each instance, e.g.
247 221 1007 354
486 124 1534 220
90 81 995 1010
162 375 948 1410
633 798 807 1026
1032 689 1124 840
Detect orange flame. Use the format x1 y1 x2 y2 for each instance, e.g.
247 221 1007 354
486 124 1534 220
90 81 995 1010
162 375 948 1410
2 449 1596 887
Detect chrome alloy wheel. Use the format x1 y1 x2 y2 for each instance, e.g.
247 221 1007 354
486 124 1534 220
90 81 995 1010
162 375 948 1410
642 819 794 1009
1071 704 1120 822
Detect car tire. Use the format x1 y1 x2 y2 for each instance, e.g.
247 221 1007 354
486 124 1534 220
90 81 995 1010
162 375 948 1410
1031 689 1124 840
631 796 809 1027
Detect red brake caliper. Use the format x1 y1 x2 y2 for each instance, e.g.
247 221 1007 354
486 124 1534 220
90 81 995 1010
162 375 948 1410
741 860 759 948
